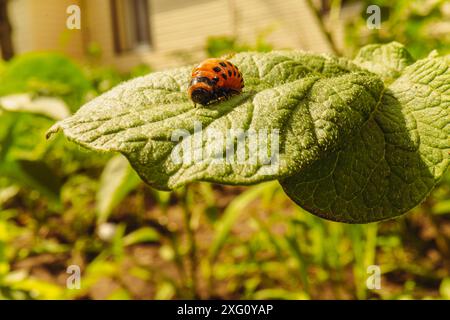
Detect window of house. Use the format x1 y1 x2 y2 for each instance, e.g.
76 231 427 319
110 0 152 53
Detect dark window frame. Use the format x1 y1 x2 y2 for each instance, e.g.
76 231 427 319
110 0 153 54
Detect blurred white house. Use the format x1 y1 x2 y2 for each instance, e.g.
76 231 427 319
7 0 335 70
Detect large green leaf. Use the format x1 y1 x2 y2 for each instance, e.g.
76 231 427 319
281 56 450 222
353 41 415 82
48 43 450 223
49 51 383 190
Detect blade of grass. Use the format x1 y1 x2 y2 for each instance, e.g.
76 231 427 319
208 181 278 262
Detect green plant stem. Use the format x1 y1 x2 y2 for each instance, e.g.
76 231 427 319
156 219 187 291
180 185 199 298
423 200 450 257
144 191 188 294
169 234 188 291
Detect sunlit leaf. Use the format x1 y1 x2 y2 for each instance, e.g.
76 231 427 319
49 44 450 223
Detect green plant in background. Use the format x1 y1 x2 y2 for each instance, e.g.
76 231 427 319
0 50 114 206
0 47 145 207
84 42 153 94
206 36 239 58
206 29 273 58
96 155 142 224
0 111 62 202
49 42 449 223
83 66 123 95
128 64 153 79
0 60 6 77
84 64 152 95
343 0 450 58
0 51 117 299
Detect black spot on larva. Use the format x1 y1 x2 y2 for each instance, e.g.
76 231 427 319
237 73 241 78
221 73 227 80
213 66 221 73
219 62 227 67
228 70 232 77
227 61 233 67
233 70 236 76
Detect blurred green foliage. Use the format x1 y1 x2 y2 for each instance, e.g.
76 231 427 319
206 30 273 58
343 0 450 58
0 60 6 77
0 53 92 112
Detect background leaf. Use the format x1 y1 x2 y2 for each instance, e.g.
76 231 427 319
96 155 142 224
50 51 383 190
123 227 160 246
0 160 62 202
0 94 70 120
208 181 277 262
